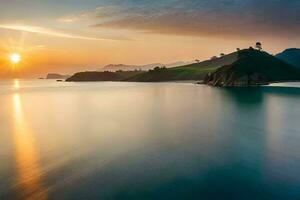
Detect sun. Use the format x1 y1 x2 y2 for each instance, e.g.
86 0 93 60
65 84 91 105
9 53 22 64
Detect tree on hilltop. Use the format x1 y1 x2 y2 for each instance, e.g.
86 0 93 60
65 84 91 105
256 42 262 51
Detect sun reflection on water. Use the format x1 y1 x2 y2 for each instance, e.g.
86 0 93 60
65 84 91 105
13 79 20 90
12 92 47 200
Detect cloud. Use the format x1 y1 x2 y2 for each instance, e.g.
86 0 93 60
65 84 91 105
0 24 112 41
58 16 78 23
90 0 300 39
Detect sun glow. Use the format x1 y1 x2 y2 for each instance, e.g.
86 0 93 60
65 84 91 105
10 53 21 64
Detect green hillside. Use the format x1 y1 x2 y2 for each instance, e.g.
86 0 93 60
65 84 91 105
126 66 217 82
127 51 240 82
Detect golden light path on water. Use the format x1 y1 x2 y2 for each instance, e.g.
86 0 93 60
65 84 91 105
12 79 47 200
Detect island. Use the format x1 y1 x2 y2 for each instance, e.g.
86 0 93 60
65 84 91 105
46 73 70 79
66 47 300 87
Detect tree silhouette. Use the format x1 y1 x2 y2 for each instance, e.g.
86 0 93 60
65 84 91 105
154 66 160 71
220 53 225 57
256 42 262 51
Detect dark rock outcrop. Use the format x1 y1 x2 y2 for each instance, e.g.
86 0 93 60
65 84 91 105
204 49 300 87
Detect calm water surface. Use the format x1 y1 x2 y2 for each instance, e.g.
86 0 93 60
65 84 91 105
1 79 300 200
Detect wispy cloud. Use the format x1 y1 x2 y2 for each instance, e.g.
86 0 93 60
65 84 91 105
57 5 123 24
0 24 111 41
58 16 78 23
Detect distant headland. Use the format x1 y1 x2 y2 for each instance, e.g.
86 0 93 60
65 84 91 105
46 73 70 79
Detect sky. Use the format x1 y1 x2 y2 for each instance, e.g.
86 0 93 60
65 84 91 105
0 0 299 77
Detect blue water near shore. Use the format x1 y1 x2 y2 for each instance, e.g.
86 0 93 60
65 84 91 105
1 80 300 200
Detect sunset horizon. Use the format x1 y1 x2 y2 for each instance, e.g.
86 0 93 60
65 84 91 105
0 0 299 78
1 1 300 200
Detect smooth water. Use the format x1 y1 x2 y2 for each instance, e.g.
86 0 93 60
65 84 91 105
1 80 300 200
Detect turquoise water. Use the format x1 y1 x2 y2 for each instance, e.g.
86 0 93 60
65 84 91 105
1 80 300 200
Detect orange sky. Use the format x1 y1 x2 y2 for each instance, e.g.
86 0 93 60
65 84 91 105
0 0 299 78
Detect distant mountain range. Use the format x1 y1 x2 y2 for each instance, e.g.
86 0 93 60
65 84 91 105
67 48 300 86
101 61 191 72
